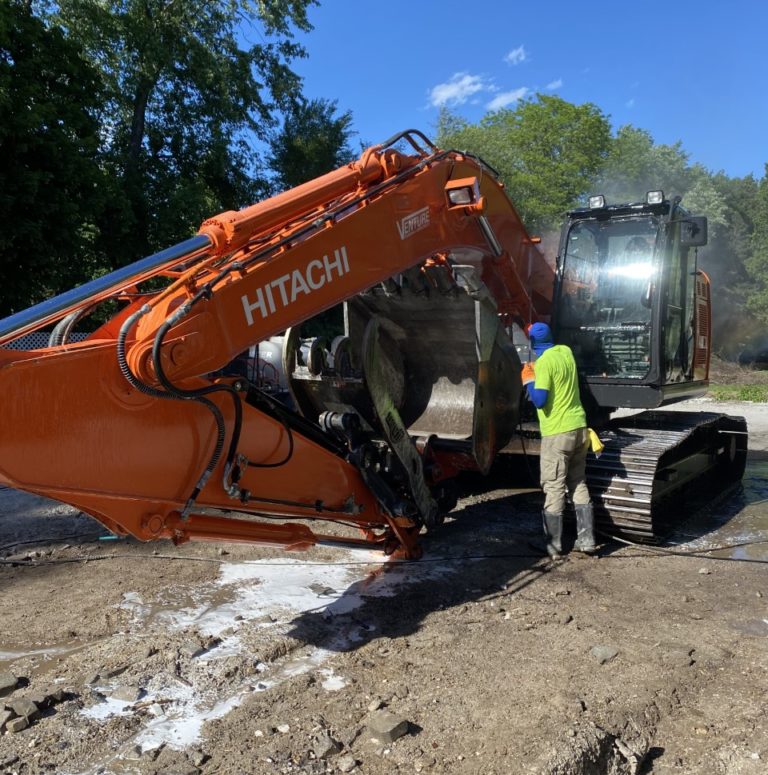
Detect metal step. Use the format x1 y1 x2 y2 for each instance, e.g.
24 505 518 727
587 411 748 541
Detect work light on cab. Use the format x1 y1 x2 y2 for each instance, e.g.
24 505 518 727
588 194 606 209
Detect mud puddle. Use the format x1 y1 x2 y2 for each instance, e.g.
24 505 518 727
677 457 768 561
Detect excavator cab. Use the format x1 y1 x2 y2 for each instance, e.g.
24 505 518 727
553 192 710 419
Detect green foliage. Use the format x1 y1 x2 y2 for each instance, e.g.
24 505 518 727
745 167 768 325
708 383 768 402
0 1 108 316
2 0 766 373
437 95 611 232
597 126 692 202
37 0 316 267
265 97 355 340
267 98 355 191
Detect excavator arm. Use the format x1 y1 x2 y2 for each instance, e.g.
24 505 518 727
0 131 552 558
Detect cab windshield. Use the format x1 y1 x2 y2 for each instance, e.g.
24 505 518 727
558 215 659 379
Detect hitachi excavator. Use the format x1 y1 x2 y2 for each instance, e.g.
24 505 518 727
0 130 746 558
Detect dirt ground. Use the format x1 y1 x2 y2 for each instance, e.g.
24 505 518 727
0 398 766 775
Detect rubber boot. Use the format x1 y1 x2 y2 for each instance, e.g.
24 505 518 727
542 510 563 559
573 503 597 553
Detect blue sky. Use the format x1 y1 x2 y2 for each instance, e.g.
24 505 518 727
290 0 768 179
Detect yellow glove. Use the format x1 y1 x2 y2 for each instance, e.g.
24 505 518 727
521 362 536 385
587 428 605 456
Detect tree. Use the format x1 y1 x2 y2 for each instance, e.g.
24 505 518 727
38 0 317 267
597 125 692 203
0 1 107 316
267 97 355 191
695 173 759 356
437 95 611 233
745 167 768 327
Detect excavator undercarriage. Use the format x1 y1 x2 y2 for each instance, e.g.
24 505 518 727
586 411 747 541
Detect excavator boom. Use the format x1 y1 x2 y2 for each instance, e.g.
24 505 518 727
0 131 552 558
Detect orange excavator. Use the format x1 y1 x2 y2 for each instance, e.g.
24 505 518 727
0 130 746 558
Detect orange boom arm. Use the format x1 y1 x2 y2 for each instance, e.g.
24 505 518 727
0 131 553 558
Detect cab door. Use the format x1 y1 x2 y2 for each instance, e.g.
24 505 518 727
661 207 711 385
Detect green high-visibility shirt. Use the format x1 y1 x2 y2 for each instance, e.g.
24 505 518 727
533 344 587 437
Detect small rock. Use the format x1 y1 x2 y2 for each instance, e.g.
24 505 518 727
218 548 229 556
276 723 291 734
47 688 67 704
590 645 619 664
9 698 39 722
368 698 384 712
313 730 342 759
111 685 143 703
0 709 15 731
141 741 165 760
310 583 337 596
0 672 18 697
84 672 101 685
698 567 711 575
7 716 29 733
368 710 410 743
559 613 573 625
99 664 129 679
756 591 763 598
189 749 209 767
180 640 206 659
337 754 357 772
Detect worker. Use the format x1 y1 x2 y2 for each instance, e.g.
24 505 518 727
521 322 596 558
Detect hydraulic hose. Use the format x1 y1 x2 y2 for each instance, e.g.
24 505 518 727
117 306 227 517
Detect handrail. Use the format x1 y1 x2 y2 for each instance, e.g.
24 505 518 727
0 235 213 345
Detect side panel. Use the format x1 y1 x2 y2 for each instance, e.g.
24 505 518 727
693 271 712 381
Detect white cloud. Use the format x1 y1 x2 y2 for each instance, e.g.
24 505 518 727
428 72 492 107
504 45 527 65
486 87 529 111
626 98 636 108
546 78 563 90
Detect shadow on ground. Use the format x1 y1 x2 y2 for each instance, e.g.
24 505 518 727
286 487 557 653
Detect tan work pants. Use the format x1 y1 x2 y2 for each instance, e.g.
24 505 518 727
540 427 591 514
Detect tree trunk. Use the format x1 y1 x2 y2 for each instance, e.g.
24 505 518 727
127 77 154 171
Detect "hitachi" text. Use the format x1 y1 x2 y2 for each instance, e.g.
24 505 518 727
241 246 350 324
